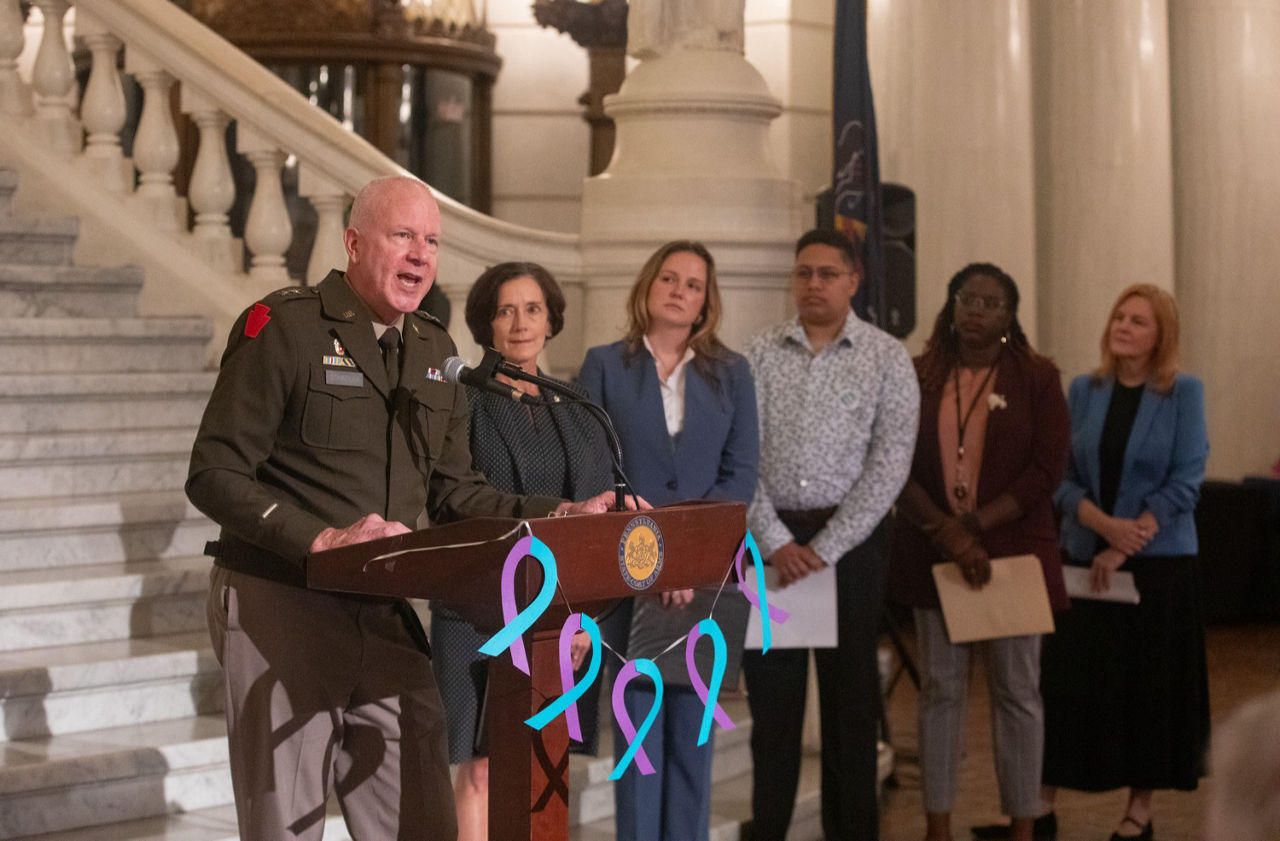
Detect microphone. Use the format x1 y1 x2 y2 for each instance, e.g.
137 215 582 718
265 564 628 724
443 354 540 405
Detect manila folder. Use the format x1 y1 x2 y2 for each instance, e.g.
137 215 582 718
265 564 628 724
931 554 1054 644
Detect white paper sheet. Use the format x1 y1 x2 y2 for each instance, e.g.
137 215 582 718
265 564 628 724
1062 565 1141 605
743 563 837 649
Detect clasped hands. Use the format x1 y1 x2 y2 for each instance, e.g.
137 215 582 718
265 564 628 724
769 541 826 588
931 515 991 591
1090 511 1159 593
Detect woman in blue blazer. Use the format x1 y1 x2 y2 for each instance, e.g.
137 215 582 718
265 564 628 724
1038 284 1209 841
578 240 758 841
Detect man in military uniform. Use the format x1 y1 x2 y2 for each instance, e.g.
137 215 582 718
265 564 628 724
187 176 616 840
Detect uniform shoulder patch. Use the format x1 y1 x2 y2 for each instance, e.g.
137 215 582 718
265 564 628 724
244 302 271 338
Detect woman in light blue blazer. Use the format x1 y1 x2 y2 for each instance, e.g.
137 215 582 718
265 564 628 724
578 240 758 841
1038 284 1209 841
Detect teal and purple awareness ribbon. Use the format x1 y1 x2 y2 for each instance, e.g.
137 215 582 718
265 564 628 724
733 531 789 652
685 617 734 745
477 535 558 675
524 612 602 741
609 658 664 779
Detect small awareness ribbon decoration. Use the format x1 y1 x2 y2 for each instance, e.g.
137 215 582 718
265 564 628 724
609 659 664 779
733 531 789 652
477 535 558 674
524 612 602 741
685 617 734 745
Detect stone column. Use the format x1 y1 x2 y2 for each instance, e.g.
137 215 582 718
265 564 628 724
1031 0 1176 380
578 3 802 354
867 0 1037 352
1168 0 1280 478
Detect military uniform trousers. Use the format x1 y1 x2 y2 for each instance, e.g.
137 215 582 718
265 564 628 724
207 566 455 840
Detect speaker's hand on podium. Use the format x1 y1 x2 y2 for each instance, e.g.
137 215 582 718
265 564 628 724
553 489 650 516
309 513 412 553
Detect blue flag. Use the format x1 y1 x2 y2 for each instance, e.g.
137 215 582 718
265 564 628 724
832 0 885 327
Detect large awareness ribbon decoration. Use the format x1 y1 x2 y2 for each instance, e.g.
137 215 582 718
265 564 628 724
477 535 558 674
733 531 789 652
609 659 664 779
524 613 602 741
685 618 734 745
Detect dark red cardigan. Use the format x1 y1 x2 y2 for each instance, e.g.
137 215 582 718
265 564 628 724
890 351 1071 611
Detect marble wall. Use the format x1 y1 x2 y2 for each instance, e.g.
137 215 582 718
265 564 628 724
487 1 593 234
868 0 1038 351
1168 0 1280 480
1029 0 1176 382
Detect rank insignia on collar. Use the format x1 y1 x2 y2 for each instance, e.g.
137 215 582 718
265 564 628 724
323 355 357 368
333 337 346 356
425 367 446 383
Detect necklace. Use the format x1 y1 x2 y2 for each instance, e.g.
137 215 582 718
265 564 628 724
952 360 999 504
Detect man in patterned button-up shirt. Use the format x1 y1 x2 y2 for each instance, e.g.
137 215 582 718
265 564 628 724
742 229 919 841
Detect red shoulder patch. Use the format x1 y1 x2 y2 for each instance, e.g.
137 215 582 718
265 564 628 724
244 303 272 338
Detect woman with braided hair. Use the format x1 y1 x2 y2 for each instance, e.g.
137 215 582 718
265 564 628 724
891 263 1070 841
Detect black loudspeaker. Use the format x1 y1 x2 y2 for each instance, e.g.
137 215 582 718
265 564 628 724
813 182 916 338
881 183 915 338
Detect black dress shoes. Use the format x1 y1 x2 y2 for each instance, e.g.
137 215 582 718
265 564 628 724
971 812 1058 841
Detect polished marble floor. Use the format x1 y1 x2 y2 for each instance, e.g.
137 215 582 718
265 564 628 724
875 621 1280 841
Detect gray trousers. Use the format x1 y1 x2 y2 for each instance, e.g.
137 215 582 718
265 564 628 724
914 608 1043 817
207 567 455 841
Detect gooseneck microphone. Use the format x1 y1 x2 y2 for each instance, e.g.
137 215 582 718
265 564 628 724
443 347 636 511
443 352 540 406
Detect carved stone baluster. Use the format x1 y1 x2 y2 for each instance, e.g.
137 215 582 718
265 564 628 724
0 0 30 118
298 164 348 286
76 10 127 192
237 124 292 283
181 86 236 272
126 50 181 231
31 0 76 153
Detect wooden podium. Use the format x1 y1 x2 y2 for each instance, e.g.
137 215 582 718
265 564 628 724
307 501 746 841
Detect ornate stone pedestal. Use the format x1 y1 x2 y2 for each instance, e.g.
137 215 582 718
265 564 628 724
579 46 802 350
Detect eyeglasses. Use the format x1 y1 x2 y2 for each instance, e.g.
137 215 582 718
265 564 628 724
954 293 1007 311
789 267 849 285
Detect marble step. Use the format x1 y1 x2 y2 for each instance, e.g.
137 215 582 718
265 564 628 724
0 574 207 652
0 714 232 839
0 169 15 216
0 263 144 318
0 451 191 499
0 426 197 462
0 629 222 741
0 317 213 373
19 803 352 841
0 214 79 266
0 556 211 611
0 490 217 573
0 372 215 434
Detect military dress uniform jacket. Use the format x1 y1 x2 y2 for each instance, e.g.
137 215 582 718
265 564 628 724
187 270 561 587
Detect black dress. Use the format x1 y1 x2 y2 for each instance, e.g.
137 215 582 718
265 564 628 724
1041 382 1210 791
431 375 613 763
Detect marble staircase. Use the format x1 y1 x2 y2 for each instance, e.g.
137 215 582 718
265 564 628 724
0 167 225 839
